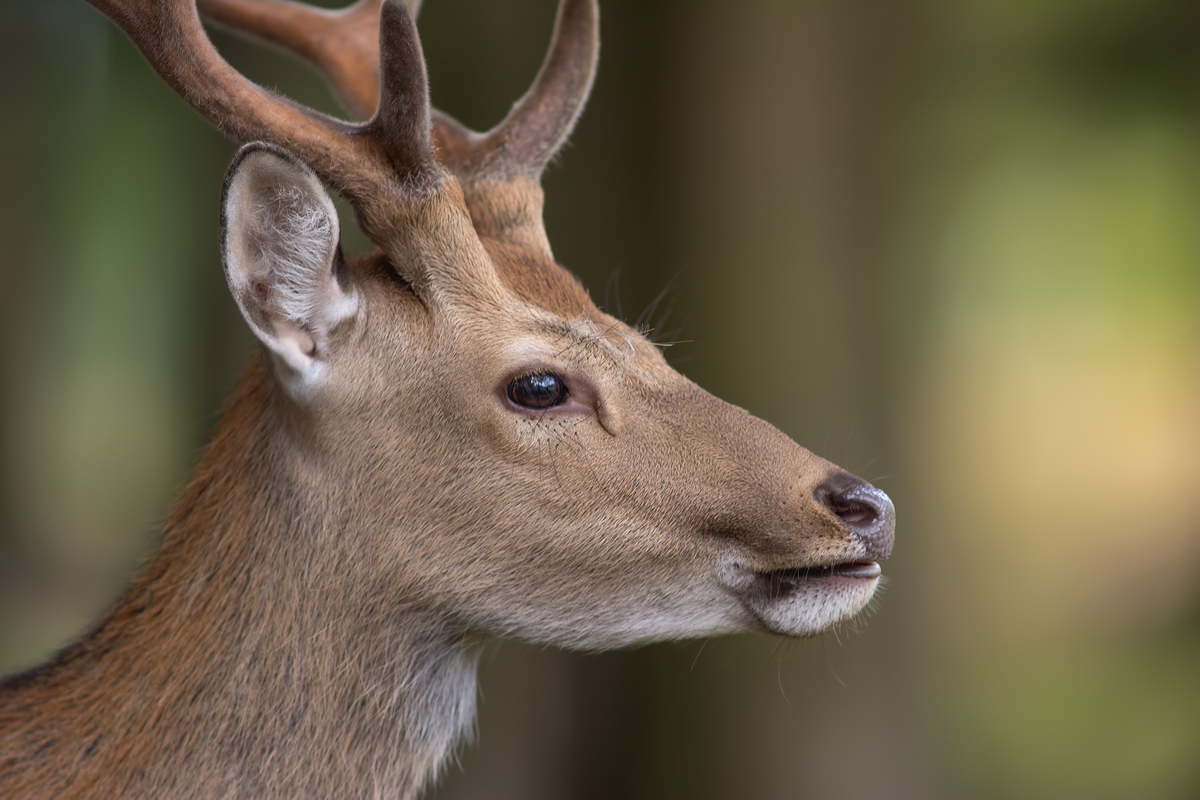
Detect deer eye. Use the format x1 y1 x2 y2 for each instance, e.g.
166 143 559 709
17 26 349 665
507 372 568 410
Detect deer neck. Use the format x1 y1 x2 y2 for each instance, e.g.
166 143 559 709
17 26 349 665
1 357 479 799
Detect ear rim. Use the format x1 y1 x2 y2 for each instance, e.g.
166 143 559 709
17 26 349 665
220 141 358 396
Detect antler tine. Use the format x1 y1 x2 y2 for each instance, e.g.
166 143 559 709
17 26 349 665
89 0 433 218
426 0 599 182
367 0 432 173
467 0 599 182
198 0 385 120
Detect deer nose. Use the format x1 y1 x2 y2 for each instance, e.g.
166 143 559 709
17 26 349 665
816 476 895 561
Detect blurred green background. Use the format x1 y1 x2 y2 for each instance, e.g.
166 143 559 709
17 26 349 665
2 0 1199 798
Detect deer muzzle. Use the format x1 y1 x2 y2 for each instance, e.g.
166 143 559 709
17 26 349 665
713 468 896 637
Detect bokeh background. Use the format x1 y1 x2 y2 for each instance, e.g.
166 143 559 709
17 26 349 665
2 0 1199 797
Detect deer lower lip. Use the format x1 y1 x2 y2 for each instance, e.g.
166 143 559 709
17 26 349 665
757 561 880 592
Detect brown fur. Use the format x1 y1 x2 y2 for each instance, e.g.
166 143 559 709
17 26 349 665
0 2 895 798
465 180 597 318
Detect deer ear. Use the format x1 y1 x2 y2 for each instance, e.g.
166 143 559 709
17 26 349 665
221 143 358 390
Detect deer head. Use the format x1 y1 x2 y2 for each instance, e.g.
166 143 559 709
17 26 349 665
1 0 894 796
198 0 894 643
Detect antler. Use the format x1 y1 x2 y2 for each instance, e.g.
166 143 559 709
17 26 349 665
198 0 388 119
196 0 599 184
433 0 599 182
90 0 434 232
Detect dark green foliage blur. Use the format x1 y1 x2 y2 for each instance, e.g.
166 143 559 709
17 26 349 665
1 1 1197 798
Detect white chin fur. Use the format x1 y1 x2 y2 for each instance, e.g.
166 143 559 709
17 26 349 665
745 576 880 637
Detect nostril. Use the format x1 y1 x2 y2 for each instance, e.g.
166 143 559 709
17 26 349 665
815 476 896 560
828 495 878 528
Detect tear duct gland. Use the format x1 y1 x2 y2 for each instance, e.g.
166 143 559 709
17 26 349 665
0 1 896 797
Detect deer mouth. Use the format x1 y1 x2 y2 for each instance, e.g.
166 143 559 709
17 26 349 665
754 561 880 596
718 558 884 636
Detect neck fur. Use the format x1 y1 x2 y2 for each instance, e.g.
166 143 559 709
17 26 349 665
0 357 479 799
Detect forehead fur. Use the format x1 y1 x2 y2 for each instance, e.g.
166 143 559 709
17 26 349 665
461 178 598 319
479 237 595 319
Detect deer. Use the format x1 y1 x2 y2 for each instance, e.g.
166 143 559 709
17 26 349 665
0 0 896 797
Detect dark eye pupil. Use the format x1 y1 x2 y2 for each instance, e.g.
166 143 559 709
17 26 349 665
508 372 568 409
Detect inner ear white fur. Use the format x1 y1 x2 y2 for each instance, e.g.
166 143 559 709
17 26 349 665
221 143 358 393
